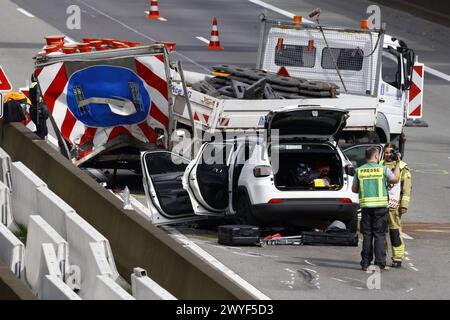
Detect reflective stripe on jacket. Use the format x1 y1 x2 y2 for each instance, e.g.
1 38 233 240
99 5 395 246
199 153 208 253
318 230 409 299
357 162 388 208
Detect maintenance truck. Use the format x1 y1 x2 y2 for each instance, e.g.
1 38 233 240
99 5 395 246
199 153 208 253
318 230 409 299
170 14 425 157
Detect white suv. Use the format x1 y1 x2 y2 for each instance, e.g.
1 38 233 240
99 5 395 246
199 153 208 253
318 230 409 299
184 106 359 231
141 106 359 231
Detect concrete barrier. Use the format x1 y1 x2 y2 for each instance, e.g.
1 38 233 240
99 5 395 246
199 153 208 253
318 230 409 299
25 215 69 293
36 186 75 238
0 180 14 230
41 275 81 300
0 261 36 300
76 241 114 299
38 243 80 300
92 274 135 300
0 147 12 189
11 162 46 227
0 121 256 299
65 212 121 296
0 223 24 278
131 268 177 300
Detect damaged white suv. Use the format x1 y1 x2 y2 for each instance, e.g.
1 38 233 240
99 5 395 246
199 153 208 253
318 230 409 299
141 106 359 231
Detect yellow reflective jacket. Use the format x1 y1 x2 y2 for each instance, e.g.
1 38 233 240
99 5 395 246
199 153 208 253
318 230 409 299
380 160 412 209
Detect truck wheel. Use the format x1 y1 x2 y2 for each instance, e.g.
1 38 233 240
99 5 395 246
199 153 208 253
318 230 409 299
236 192 258 225
347 213 358 233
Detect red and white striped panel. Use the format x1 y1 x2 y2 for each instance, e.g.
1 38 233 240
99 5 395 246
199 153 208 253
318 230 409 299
218 117 230 127
193 112 210 125
407 63 424 119
36 55 169 160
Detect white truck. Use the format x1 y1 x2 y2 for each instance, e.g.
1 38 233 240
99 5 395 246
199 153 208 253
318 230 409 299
170 14 425 156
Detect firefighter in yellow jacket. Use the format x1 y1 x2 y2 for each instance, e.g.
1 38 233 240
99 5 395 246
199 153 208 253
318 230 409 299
380 143 412 268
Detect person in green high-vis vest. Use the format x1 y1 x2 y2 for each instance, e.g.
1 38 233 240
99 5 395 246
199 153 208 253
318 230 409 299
352 147 401 271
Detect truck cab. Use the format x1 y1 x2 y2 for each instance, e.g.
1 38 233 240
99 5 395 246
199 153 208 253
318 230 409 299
257 15 424 149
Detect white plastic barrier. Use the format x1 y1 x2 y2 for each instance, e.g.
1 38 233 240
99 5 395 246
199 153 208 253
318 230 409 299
10 162 47 227
36 187 75 238
131 268 177 300
25 215 69 294
0 147 12 189
65 212 120 296
0 181 14 230
41 275 81 300
92 275 134 300
0 223 24 278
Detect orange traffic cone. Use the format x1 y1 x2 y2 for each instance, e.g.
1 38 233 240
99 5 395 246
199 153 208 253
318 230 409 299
208 17 224 50
147 0 160 19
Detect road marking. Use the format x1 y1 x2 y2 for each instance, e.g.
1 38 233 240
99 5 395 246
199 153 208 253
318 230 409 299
405 257 411 261
402 232 414 240
425 66 450 82
331 278 348 283
17 8 35 18
163 226 270 300
75 0 209 72
196 36 210 44
65 37 76 44
248 0 294 18
304 259 317 267
406 288 414 293
248 1 450 83
285 268 296 274
410 266 419 272
302 267 317 274
231 251 261 258
344 277 366 284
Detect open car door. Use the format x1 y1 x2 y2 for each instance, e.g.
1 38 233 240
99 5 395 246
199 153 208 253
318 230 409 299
343 144 384 168
183 142 235 216
141 150 204 225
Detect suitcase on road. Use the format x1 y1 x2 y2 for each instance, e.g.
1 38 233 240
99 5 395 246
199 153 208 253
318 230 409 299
218 225 260 246
301 231 358 247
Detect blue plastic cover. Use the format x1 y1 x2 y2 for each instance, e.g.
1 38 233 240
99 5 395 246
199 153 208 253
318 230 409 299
66 65 151 127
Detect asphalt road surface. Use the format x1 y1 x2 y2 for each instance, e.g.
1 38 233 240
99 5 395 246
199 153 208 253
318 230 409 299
2 0 450 299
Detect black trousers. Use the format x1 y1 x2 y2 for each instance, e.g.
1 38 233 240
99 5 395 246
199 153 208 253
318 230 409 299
360 207 388 268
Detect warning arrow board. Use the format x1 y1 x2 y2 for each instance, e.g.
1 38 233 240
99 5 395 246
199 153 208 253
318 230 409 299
0 66 13 92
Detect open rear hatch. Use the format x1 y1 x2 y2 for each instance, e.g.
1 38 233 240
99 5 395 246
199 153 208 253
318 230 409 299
266 105 349 141
266 106 349 191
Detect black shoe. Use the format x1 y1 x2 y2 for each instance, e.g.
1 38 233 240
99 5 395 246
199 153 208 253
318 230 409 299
379 265 390 271
391 261 402 268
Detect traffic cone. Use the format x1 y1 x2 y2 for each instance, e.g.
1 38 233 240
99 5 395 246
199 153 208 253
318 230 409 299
147 0 160 19
208 17 224 50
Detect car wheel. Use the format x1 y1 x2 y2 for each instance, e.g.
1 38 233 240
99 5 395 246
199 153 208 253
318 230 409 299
236 192 258 225
347 212 358 233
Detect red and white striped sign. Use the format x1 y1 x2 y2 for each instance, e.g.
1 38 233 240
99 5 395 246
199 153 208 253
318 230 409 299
19 86 37 132
407 62 424 119
36 55 169 160
193 112 210 125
